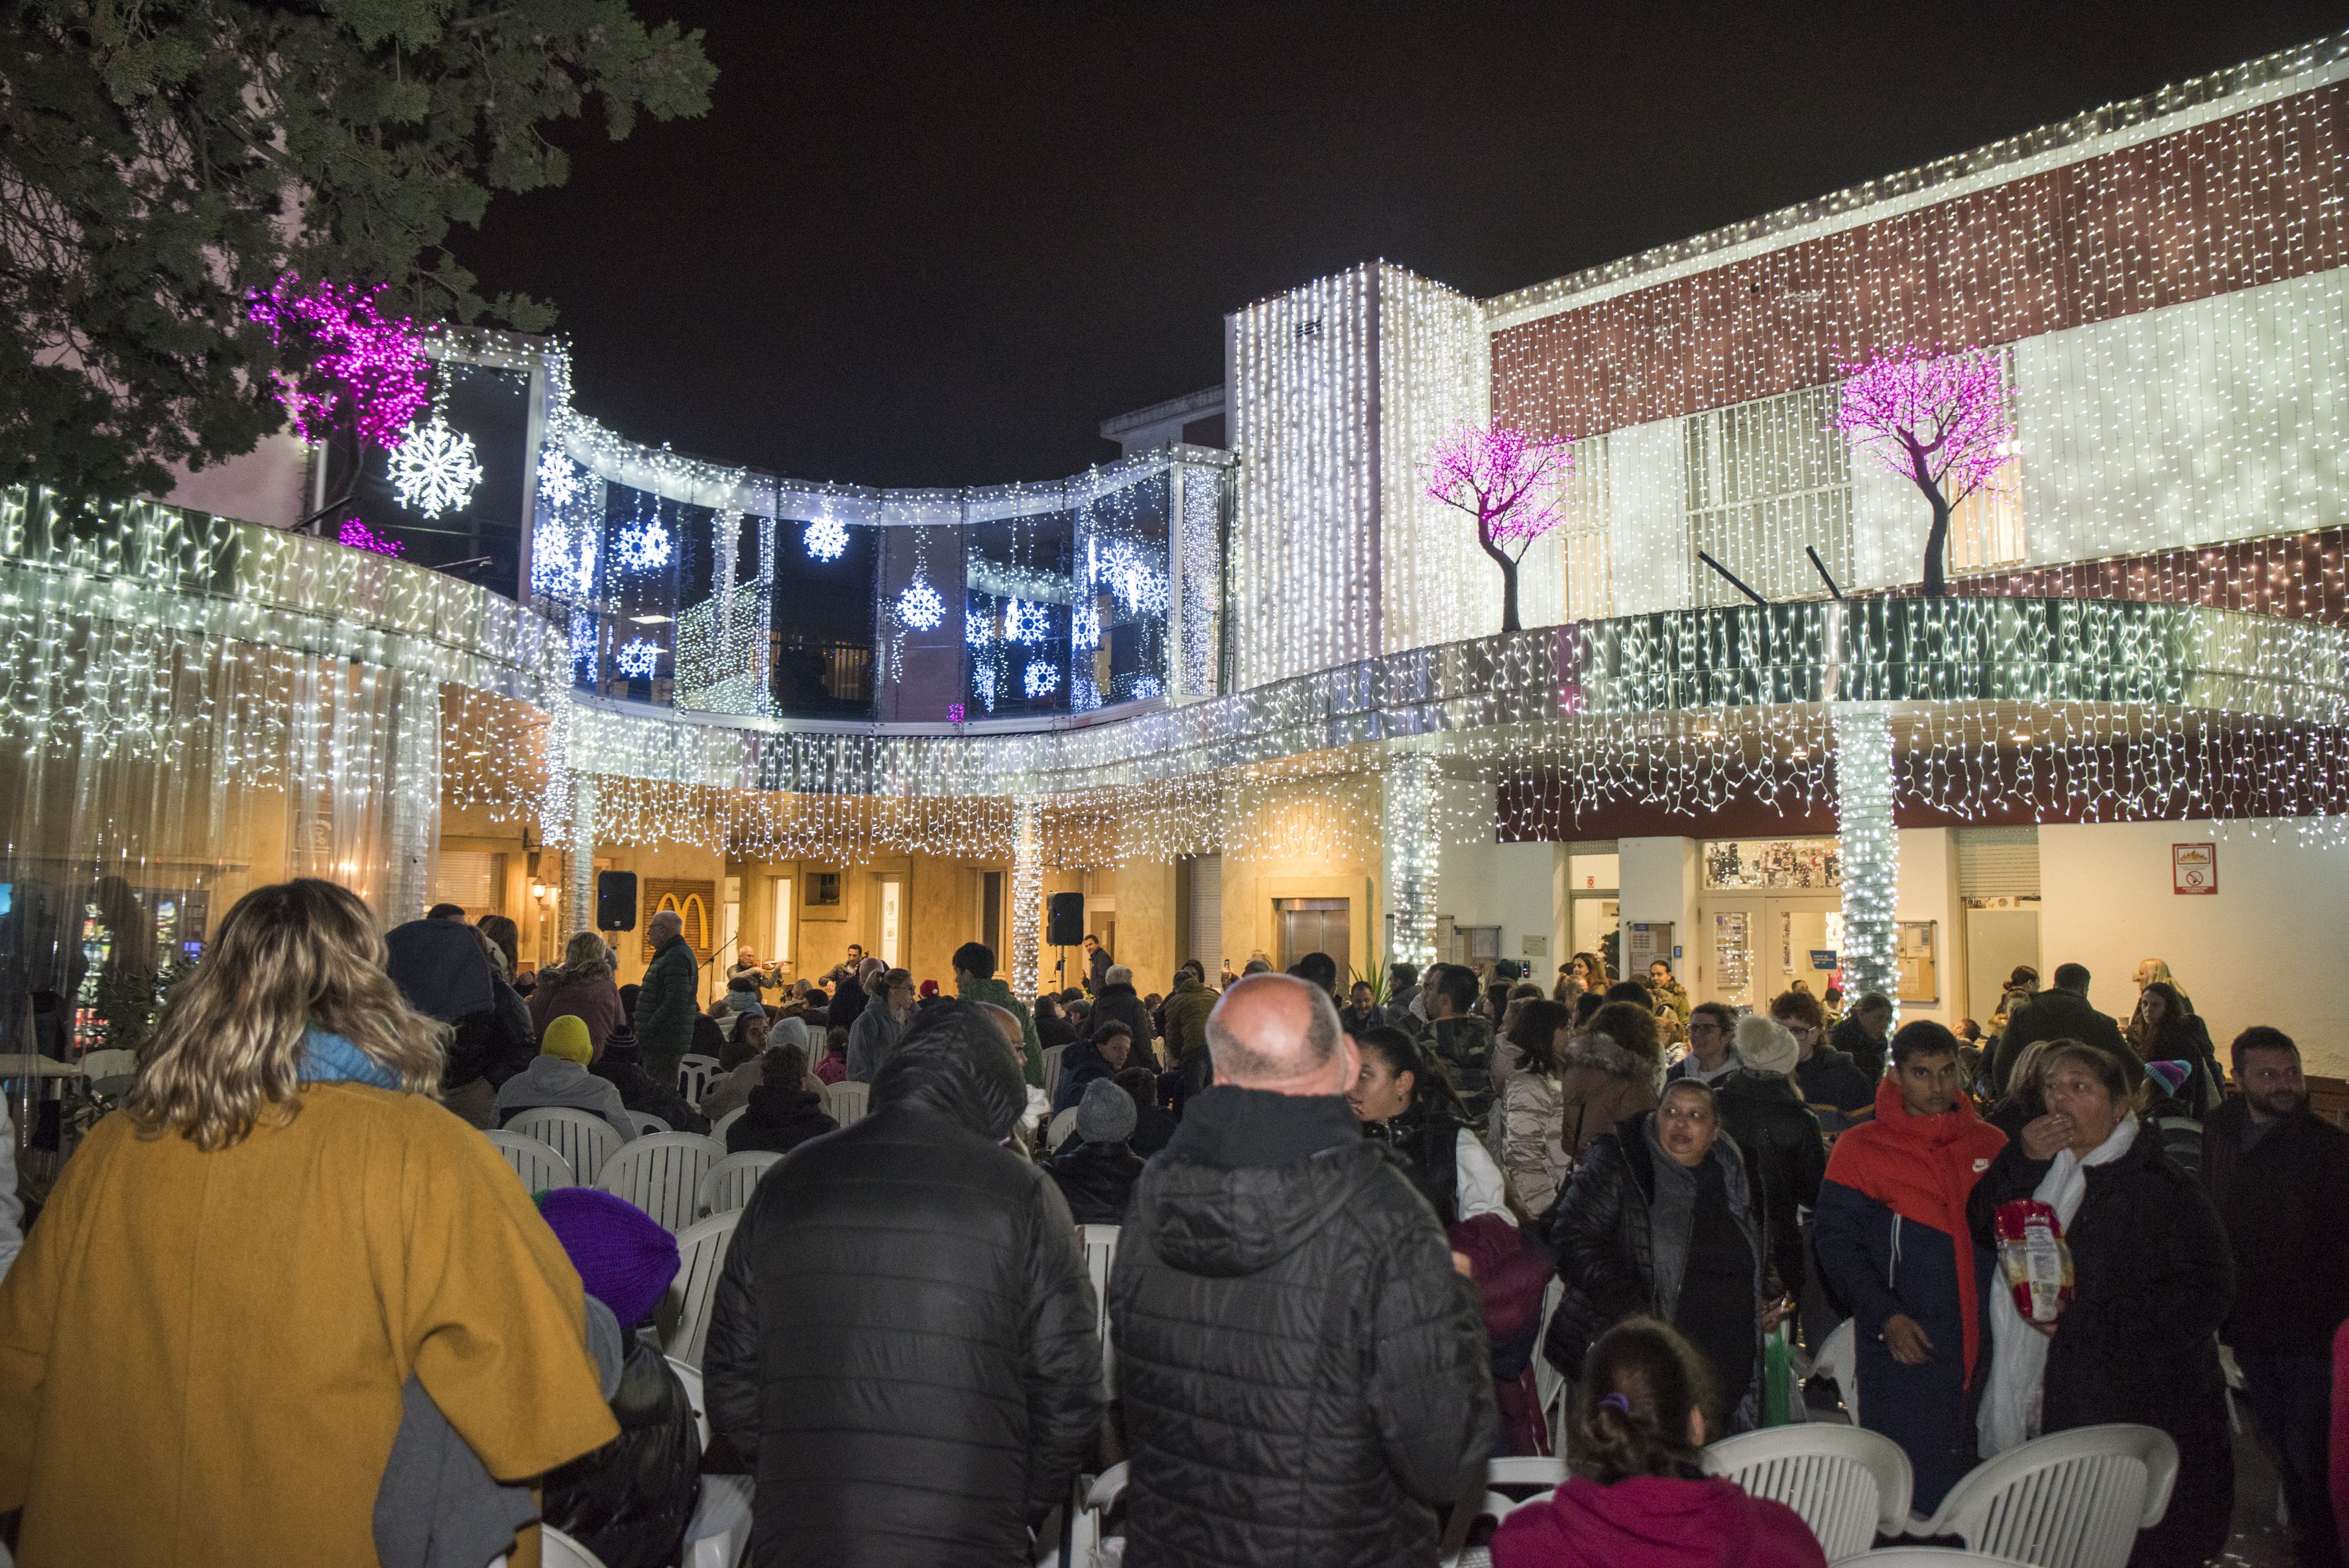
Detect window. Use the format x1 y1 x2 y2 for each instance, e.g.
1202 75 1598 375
1703 837 1841 890
771 876 793 969
1684 383 1853 607
806 871 841 908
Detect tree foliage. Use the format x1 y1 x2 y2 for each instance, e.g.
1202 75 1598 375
1836 345 2014 597
1 0 715 508
1423 423 1575 634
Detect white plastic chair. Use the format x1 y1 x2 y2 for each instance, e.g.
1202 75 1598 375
697 1150 782 1218
711 1105 747 1144
1702 1424 1912 1563
678 1053 721 1104
662 1209 743 1370
597 1131 727 1233
827 1080 871 1126
540 1526 609 1568
507 1107 625 1186
483 1130 576 1195
1532 1275 1567 1453
1814 1317 1858 1424
1915 1423 2179 1568
1438 1459 1562 1565
660 1355 751 1568
1079 1223 1118 1398
1837 1550 2038 1567
629 1110 672 1136
1042 1043 1068 1099
1067 1461 1128 1568
1047 1106 1081 1152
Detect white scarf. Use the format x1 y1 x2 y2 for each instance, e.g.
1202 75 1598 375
1978 1115 2139 1456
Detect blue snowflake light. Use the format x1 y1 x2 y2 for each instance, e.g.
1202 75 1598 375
896 576 945 631
616 517 672 575
1006 597 1052 644
804 516 849 562
1024 660 1061 699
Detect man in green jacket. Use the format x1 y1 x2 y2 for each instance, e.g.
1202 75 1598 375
954 939 1044 1089
634 909 702 1089
1160 962 1218 1067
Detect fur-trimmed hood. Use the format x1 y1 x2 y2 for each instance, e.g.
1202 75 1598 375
1561 1030 1663 1087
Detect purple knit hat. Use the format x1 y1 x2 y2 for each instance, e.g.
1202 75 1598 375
2143 1059 2194 1103
535 1187 680 1328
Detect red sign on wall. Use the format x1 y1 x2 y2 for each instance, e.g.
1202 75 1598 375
2171 843 2218 896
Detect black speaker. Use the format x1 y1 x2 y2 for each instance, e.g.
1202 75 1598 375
596 870 638 932
1046 891 1085 947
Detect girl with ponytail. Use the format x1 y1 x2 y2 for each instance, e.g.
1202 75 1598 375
1491 1318 1827 1567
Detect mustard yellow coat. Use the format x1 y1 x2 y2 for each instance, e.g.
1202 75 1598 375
0 1083 621 1567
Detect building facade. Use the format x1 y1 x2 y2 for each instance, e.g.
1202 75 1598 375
6 31 2347 1073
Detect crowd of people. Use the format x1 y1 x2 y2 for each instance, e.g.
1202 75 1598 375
0 884 2344 1568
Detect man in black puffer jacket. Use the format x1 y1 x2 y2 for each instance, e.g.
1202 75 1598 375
703 1003 1102 1567
1088 964 1161 1069
1113 974 1496 1567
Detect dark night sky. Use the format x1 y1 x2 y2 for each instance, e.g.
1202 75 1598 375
450 2 2348 489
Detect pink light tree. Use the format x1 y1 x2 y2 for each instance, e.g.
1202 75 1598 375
245 274 429 450
1423 424 1575 633
1835 345 2014 597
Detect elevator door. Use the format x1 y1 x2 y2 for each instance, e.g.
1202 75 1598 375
1278 899 1349 973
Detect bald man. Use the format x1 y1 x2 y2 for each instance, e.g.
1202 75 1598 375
632 907 701 1088
1109 975 1496 1565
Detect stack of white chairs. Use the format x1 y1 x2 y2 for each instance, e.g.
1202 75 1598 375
1812 1317 1859 1424
1078 1224 1119 1398
507 1107 625 1185
1909 1423 2176 1568
676 1053 721 1105
596 1131 727 1233
827 1080 871 1126
697 1150 781 1219
1701 1425 1911 1563
662 1209 743 1370
483 1130 575 1195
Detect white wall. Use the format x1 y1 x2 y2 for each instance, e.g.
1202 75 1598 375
1895 827 1963 1028
1436 775 1561 970
1619 836 1701 977
162 430 313 530
2039 817 2349 1078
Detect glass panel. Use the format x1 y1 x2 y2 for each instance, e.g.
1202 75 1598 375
771 516 878 719
1703 837 1841 890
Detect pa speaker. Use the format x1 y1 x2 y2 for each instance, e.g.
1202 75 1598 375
1046 891 1085 947
596 870 638 932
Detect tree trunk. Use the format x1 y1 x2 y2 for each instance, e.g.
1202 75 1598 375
1478 524 1523 633
1922 494 1953 597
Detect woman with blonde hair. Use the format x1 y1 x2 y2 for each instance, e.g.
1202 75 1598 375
530 926 630 1059
0 879 617 1567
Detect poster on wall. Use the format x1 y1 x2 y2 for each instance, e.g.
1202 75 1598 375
2171 843 2218 895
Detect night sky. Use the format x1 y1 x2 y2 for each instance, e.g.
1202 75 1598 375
450 3 2346 489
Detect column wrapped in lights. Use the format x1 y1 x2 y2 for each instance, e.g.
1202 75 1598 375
1833 703 1899 1009
381 672 442 926
567 773 601 937
1382 753 1441 971
1010 796 1044 997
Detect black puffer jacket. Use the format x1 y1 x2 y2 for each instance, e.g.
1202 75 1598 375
1111 1086 1496 1568
1087 982 1160 1069
1044 1138 1145 1225
1713 1069 1827 1298
1541 1114 1765 1426
1968 1122 2234 1568
542 1326 701 1568
726 1084 837 1156
702 1005 1103 1567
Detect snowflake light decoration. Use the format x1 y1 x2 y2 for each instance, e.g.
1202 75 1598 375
1006 597 1052 644
1071 604 1101 647
975 664 999 711
966 609 993 647
897 576 945 631
1130 674 1164 700
1024 660 1061 699
537 446 584 510
1097 542 1171 615
615 516 672 575
387 409 485 518
614 638 662 679
804 516 850 562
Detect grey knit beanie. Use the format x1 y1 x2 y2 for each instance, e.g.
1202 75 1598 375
1076 1077 1138 1146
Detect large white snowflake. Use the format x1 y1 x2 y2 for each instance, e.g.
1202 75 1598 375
1006 597 1052 644
1024 660 1061 699
897 576 945 631
615 517 672 575
614 637 662 678
537 446 584 509
804 516 849 562
388 410 484 518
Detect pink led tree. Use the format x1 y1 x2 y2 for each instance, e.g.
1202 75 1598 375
245 274 429 450
1423 424 1575 633
1836 345 2014 597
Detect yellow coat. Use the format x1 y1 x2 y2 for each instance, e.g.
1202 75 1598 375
0 1083 621 1567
